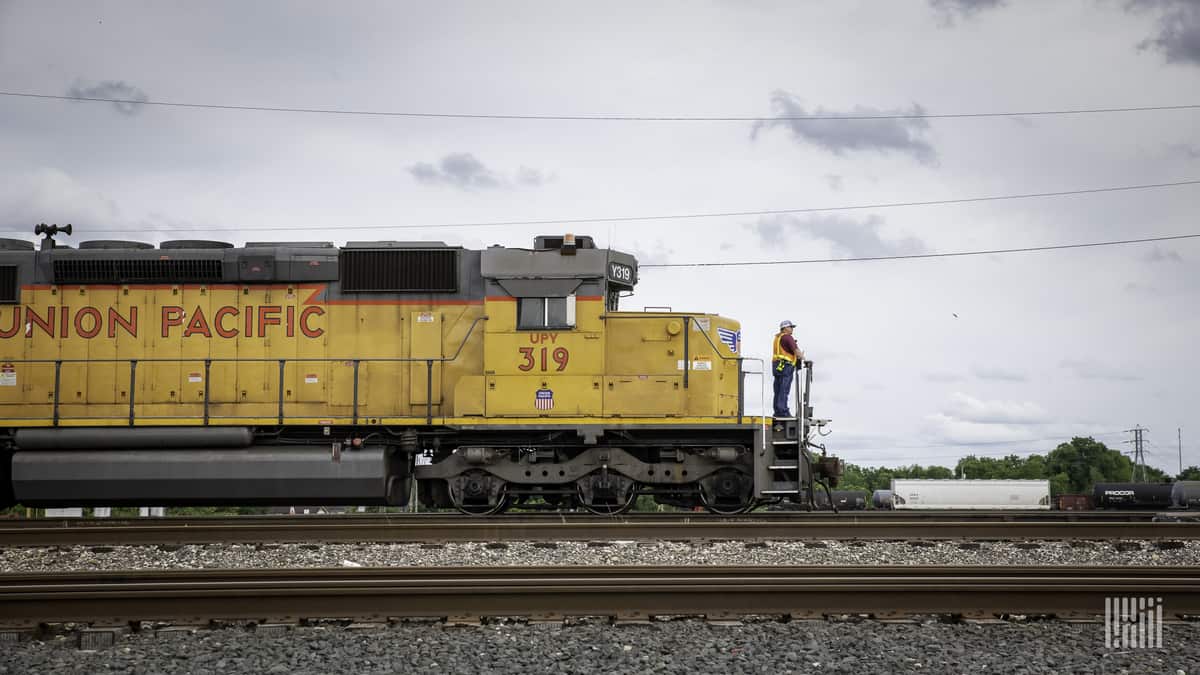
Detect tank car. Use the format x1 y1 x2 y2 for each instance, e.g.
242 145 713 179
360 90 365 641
0 228 840 515
871 489 893 509
1092 483 1173 509
813 489 867 510
1170 481 1200 510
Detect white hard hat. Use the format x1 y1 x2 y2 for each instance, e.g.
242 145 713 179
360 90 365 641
779 319 796 329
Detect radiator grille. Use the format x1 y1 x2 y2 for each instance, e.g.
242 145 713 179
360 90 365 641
53 259 224 284
340 249 458 292
0 266 17 303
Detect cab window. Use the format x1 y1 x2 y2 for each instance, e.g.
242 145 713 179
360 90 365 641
517 296 575 329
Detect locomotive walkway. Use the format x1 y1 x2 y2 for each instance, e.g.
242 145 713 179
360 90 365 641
3 511 1198 547
1 566 1197 628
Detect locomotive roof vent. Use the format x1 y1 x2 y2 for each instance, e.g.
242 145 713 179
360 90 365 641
534 234 595 251
246 241 335 248
0 238 34 251
53 257 224 284
343 241 449 249
339 247 459 293
78 240 154 250
0 265 17 303
160 240 234 250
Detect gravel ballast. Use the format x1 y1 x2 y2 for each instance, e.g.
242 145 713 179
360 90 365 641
1 539 1198 572
2 620 1197 674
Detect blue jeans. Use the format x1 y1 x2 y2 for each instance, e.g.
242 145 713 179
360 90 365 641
772 360 795 418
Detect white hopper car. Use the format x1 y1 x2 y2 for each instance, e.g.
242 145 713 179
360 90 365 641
890 479 1051 510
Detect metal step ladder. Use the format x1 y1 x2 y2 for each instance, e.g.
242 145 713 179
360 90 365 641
758 360 814 500
762 417 803 496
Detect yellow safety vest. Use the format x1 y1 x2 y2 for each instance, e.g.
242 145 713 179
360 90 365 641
772 332 796 364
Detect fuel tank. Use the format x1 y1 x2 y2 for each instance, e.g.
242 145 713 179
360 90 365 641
12 445 407 506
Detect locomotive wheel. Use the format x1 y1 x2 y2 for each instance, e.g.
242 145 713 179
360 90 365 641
700 468 755 515
575 474 638 515
451 470 511 516
701 495 756 515
456 494 511 516
578 485 637 515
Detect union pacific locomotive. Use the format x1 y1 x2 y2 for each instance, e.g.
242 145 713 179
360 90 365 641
0 226 840 515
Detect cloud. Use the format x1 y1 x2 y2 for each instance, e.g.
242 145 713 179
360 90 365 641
1129 0 1200 66
515 165 554 187
409 153 502 190
1166 142 1200 159
943 392 1049 424
1123 281 1160 296
971 365 1027 382
919 393 1054 448
0 168 121 237
627 239 674 266
409 154 554 191
65 80 149 116
1059 358 1142 381
923 371 966 383
929 0 1006 25
752 91 937 164
1144 246 1183 263
749 213 928 257
823 174 844 191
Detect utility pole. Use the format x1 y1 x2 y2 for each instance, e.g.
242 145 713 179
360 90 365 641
1181 428 1185 476
1124 426 1148 482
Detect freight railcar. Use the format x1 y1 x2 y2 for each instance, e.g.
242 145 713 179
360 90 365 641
0 228 840 515
818 489 867 510
1093 482 1174 509
1172 482 1200 509
890 479 1051 510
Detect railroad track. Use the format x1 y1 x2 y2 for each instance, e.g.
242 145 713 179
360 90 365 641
2 512 1198 547
1 566 1197 627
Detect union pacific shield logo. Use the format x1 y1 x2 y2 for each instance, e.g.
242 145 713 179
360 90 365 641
535 388 554 410
717 327 740 354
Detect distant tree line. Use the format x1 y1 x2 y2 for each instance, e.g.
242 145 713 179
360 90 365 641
839 436 1200 496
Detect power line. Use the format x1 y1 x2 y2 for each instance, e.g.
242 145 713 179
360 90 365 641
6 179 1198 236
641 233 1200 268
2 90 1199 121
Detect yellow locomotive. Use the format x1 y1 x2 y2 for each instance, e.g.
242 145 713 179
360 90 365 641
0 227 838 514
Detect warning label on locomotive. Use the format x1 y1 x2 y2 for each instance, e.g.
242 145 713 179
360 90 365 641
187 373 203 383
0 362 15 386
417 312 435 323
305 374 319 384
677 359 713 371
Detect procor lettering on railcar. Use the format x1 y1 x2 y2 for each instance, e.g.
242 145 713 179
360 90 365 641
0 305 326 339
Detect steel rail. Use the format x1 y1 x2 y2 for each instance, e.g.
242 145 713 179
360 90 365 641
2 513 1198 547
5 510 1180 527
1 566 1197 626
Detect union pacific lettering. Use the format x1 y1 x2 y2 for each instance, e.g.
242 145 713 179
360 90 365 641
0 305 325 339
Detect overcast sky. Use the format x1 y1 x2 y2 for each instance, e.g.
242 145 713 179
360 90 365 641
1 0 1197 472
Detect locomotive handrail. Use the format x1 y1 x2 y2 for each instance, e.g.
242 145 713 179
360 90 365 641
3 315 489 427
2 314 769 433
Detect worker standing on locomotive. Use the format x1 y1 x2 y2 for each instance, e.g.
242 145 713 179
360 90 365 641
772 319 803 421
